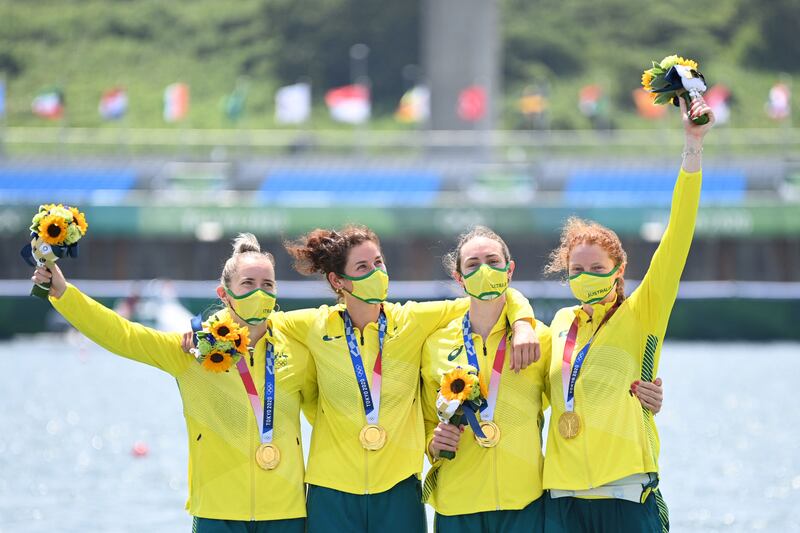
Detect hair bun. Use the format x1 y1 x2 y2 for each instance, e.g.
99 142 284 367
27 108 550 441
284 225 379 278
232 233 261 255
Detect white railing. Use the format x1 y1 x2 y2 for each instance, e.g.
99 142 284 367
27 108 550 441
2 126 799 150
2 279 800 300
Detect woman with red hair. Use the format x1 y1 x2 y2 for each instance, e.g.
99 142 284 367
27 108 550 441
542 96 715 532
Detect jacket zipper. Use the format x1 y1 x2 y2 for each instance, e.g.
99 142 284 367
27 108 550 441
364 449 370 495
483 339 500 509
360 325 369 494
582 424 594 488
577 324 595 489
493 448 500 510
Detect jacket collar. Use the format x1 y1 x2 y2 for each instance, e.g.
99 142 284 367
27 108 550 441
324 302 396 338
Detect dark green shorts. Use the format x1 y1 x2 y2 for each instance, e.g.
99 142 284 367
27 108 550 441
191 516 304 533
434 496 545 533
544 489 668 533
306 475 426 533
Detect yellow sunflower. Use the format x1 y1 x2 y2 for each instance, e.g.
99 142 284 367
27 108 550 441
232 327 250 355
659 55 698 71
210 316 239 342
37 214 68 245
641 70 654 91
440 367 477 403
201 350 234 373
69 207 88 235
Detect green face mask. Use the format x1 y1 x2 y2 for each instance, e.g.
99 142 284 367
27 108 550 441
462 263 510 300
568 265 619 304
340 268 389 304
225 287 277 324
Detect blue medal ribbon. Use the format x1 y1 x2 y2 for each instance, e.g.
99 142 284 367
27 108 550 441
563 303 620 412
262 341 275 442
460 313 481 371
566 342 592 409
460 402 486 439
343 308 387 424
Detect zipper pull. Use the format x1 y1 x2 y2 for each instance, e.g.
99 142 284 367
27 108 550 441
483 344 487 357
250 350 254 367
360 332 365 346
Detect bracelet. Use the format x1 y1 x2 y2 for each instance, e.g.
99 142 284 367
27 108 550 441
681 146 703 158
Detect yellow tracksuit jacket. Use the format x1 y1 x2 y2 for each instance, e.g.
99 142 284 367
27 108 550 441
543 169 701 491
421 305 552 515
50 284 310 520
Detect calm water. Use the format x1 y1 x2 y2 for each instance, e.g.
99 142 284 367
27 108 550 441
1 335 798 533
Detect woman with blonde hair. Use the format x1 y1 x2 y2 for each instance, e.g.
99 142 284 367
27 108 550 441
33 234 312 533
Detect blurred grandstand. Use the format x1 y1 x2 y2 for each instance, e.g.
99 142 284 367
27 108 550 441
1 126 799 340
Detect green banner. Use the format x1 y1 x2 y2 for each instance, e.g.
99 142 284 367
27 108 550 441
5 203 799 238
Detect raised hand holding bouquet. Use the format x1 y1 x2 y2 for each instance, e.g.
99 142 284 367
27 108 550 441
21 204 88 299
642 54 710 125
190 314 250 373
434 365 489 459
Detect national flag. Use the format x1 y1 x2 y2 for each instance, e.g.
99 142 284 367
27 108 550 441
704 84 731 125
0 80 5 118
519 92 547 116
98 87 128 120
275 82 311 124
325 84 370 124
766 83 791 121
632 88 667 120
163 83 190 123
224 83 248 122
457 85 486 122
394 85 430 123
31 87 65 120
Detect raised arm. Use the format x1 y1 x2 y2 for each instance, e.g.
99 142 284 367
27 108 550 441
628 96 714 331
35 265 192 377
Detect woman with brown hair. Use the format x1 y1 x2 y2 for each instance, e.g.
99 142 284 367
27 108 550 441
541 96 714 532
281 225 539 533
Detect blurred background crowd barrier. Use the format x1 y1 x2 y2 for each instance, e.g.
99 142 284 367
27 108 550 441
1 0 798 340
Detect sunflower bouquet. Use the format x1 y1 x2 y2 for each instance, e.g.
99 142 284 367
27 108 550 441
434 366 488 459
21 203 88 299
191 315 250 373
641 54 709 125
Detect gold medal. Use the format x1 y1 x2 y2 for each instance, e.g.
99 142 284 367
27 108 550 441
359 424 387 450
558 411 581 439
255 443 281 470
476 420 501 448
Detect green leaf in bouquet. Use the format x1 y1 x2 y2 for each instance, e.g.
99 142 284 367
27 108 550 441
650 80 673 92
216 340 234 352
653 92 675 105
64 224 82 245
197 338 213 355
